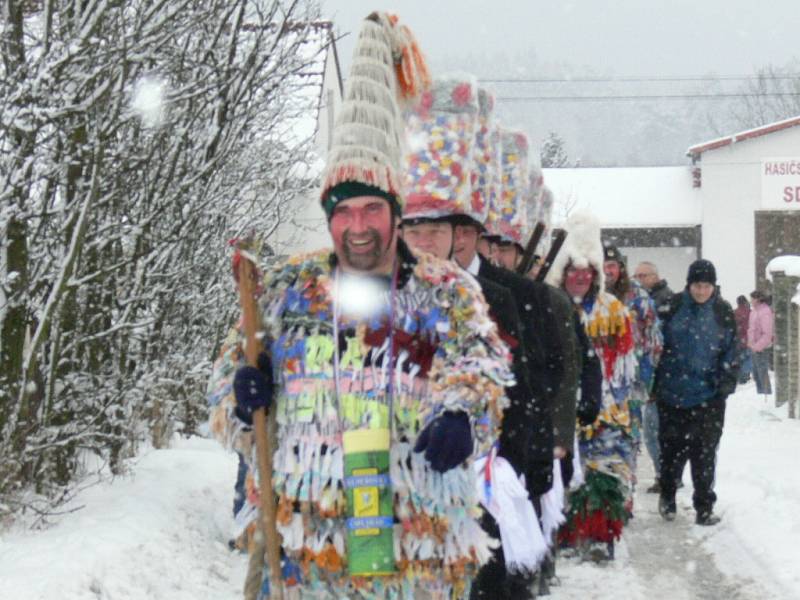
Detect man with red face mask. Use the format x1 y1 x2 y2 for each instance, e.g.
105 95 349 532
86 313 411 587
207 15 513 599
545 213 637 561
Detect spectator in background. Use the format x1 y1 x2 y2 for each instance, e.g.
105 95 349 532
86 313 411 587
653 259 737 526
605 248 663 494
748 290 774 396
634 261 673 310
734 295 752 384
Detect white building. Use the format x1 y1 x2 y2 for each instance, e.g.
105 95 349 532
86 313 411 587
688 116 800 299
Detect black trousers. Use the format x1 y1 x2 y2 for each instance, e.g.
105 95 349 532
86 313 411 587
658 400 725 515
469 512 535 600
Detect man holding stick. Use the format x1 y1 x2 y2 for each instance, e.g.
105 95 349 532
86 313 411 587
207 13 513 600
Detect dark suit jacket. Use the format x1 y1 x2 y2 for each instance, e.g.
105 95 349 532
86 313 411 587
474 274 535 477
477 256 558 494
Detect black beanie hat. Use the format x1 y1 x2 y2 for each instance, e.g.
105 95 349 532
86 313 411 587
687 259 716 285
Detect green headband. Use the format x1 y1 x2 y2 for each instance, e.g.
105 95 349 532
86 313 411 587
322 181 400 218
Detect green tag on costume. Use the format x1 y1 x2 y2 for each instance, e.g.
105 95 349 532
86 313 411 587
342 428 395 576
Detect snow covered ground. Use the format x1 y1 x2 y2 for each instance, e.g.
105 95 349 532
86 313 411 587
1 382 798 599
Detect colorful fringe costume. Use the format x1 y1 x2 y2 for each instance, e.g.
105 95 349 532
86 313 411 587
623 281 663 460
560 290 637 546
208 245 512 599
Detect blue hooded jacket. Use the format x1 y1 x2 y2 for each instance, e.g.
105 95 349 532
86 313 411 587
654 290 738 408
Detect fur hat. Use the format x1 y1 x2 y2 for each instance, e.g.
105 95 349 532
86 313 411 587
321 12 429 216
545 210 605 289
402 74 479 221
492 129 530 244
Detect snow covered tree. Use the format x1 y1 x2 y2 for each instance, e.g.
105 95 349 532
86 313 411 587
729 61 800 130
1 0 325 513
540 131 570 168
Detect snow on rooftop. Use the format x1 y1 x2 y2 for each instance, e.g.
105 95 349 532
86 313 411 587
687 114 800 157
543 166 700 228
766 255 800 281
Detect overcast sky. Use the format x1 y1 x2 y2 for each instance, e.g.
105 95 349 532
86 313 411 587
322 0 798 77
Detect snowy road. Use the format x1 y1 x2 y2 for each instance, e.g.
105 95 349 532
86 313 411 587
552 382 800 600
550 461 776 600
1 383 798 599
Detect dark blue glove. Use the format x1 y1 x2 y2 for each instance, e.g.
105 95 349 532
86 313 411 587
233 352 273 425
413 411 472 473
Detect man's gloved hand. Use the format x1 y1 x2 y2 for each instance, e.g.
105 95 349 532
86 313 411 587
413 411 472 473
232 352 273 425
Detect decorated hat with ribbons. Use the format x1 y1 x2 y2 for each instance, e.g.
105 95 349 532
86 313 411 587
402 74 479 221
321 12 429 217
492 128 530 245
467 88 500 227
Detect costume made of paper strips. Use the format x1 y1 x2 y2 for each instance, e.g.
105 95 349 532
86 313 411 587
208 242 513 599
623 281 663 454
562 290 637 545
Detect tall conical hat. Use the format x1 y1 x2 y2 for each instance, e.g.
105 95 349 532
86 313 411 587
467 88 500 226
321 12 429 214
493 128 530 245
524 165 549 254
402 74 479 221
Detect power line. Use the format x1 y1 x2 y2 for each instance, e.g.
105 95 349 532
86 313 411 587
496 92 800 103
483 75 800 83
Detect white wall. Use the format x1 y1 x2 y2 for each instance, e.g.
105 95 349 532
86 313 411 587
697 126 800 303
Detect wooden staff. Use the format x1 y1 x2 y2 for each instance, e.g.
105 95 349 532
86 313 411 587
237 254 284 600
516 222 546 276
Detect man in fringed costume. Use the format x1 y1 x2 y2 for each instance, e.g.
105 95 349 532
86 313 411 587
399 75 546 599
207 13 514 600
603 245 663 490
545 212 637 561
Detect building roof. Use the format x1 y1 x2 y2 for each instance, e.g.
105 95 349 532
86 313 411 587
543 166 700 228
687 115 800 159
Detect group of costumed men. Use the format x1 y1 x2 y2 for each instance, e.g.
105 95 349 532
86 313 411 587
206 11 662 600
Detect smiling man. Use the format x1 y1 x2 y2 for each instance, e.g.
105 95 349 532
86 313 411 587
207 13 513 599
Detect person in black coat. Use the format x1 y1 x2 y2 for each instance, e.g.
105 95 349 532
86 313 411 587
452 219 559 501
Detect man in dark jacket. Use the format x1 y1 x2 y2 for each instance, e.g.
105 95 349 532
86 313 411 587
547 286 603 487
653 259 737 526
634 261 673 310
454 220 560 499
